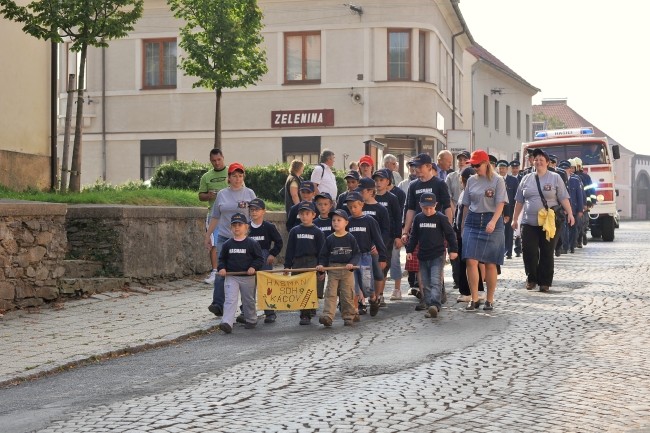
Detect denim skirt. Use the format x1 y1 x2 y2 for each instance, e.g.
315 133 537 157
462 211 505 265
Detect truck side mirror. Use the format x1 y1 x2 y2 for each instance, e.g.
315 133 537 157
612 144 620 160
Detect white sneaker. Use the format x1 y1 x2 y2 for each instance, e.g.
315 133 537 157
389 289 402 300
456 295 472 303
204 270 217 284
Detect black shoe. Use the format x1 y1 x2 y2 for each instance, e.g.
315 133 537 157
555 250 561 257
358 301 367 315
208 304 223 317
264 314 276 324
299 316 311 325
506 255 512 259
516 253 521 257
465 301 480 311
244 321 257 329
369 299 380 317
483 301 494 311
235 314 246 324
570 248 575 253
539 286 550 292
415 301 428 311
219 322 232 334
577 243 583 248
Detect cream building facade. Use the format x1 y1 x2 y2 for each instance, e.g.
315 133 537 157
58 0 476 184
0 2 52 191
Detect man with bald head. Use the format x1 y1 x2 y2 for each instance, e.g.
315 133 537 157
436 150 453 182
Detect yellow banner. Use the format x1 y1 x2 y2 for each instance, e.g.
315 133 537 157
256 271 318 311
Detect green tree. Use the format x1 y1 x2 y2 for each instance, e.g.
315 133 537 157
533 112 566 130
0 0 143 192
168 0 268 147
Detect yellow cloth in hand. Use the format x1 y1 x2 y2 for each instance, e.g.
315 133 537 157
537 207 556 241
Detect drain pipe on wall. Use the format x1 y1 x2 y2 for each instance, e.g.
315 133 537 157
450 29 465 131
50 41 58 191
101 46 107 181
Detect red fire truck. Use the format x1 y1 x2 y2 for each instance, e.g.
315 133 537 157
521 127 620 241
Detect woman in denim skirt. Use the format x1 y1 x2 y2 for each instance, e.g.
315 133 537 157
461 150 508 311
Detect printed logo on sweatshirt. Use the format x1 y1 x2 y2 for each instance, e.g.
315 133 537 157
349 227 367 232
229 249 247 254
420 223 437 228
363 210 376 216
250 236 265 241
297 234 315 239
416 188 433 194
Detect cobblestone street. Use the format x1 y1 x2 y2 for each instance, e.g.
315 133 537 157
18 222 650 432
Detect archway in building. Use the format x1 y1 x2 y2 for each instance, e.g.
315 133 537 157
635 171 650 220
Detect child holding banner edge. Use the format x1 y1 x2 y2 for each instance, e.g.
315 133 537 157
284 201 326 325
217 213 264 334
316 209 360 327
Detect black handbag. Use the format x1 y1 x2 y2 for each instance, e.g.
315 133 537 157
534 174 565 224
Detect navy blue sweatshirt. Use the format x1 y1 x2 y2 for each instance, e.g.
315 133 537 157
248 221 283 257
284 224 326 268
375 191 402 241
347 214 387 262
218 237 264 272
405 176 451 215
406 211 458 261
319 232 361 266
313 216 333 238
362 202 391 248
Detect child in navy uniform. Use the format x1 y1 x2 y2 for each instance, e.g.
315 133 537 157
406 193 458 319
284 201 326 325
247 198 283 323
286 181 317 231
217 213 264 334
345 191 387 318
317 209 360 327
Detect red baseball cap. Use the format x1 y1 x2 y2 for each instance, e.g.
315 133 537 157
228 162 245 174
467 150 489 165
359 155 374 166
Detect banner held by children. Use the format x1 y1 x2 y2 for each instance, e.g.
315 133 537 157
256 271 318 311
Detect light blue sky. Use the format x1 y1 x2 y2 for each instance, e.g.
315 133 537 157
460 0 649 155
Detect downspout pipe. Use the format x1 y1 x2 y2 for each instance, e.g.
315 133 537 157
451 29 465 130
102 46 106 181
50 41 57 191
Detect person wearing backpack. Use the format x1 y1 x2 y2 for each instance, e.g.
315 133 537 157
310 149 338 198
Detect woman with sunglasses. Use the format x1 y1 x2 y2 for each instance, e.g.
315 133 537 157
460 150 508 311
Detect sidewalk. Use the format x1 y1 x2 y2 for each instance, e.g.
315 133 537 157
0 278 218 387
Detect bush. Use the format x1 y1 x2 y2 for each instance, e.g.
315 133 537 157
82 179 149 192
150 160 346 202
150 160 207 190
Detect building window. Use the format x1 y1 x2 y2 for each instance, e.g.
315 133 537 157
143 39 177 89
388 29 410 80
141 139 176 180
506 105 511 135
285 32 321 83
418 31 426 82
282 136 321 164
526 114 531 141
483 95 489 127
517 110 521 138
494 100 500 131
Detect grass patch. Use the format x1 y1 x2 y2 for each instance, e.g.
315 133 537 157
0 182 283 210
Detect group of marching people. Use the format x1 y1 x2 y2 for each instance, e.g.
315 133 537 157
197 145 597 333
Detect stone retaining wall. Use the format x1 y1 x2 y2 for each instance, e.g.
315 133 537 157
0 201 67 310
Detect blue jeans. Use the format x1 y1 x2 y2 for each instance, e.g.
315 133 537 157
419 256 444 309
389 244 402 280
354 253 373 298
211 234 230 307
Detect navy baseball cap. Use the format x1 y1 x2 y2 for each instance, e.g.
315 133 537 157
230 213 248 224
558 160 571 169
532 148 549 160
315 192 332 201
488 154 498 165
419 192 437 207
461 166 476 180
345 191 364 202
496 159 509 167
298 201 316 212
329 209 349 221
344 170 360 180
372 169 390 179
510 160 520 167
300 181 316 192
457 150 471 159
248 198 265 209
548 154 558 163
408 153 433 166
357 177 376 190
